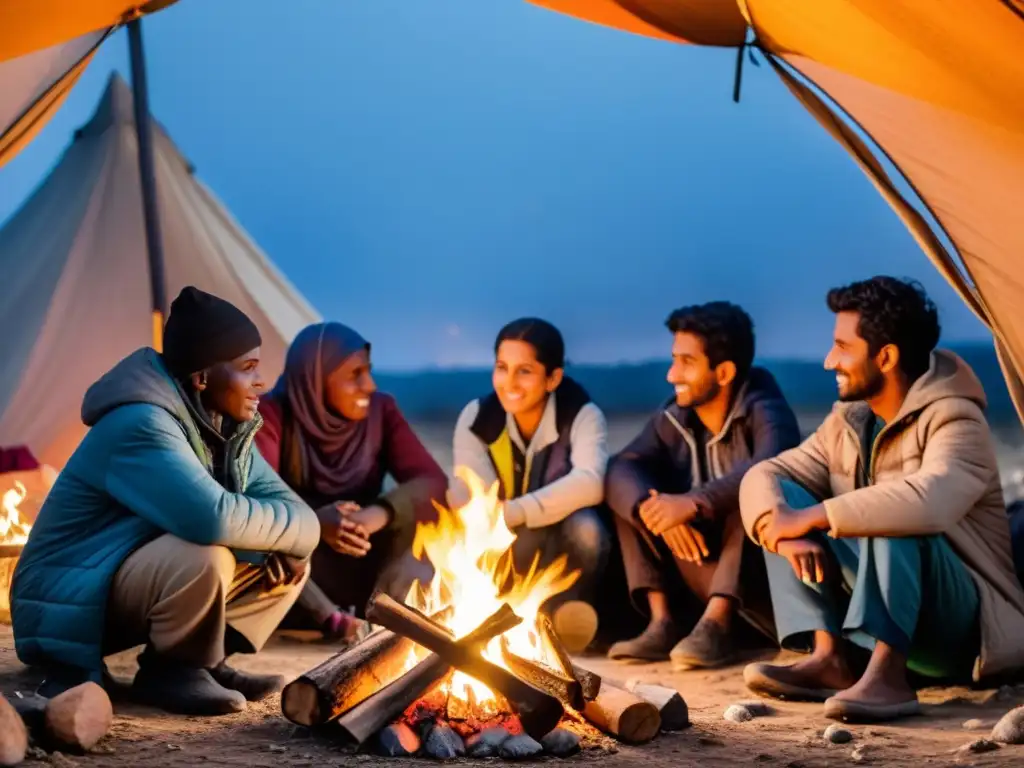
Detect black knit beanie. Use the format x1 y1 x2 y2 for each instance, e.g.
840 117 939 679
162 286 262 376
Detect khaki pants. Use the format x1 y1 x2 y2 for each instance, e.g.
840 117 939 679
105 534 306 668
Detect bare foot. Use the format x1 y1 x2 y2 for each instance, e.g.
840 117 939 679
830 673 916 706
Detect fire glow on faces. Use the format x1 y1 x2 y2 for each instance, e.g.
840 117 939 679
327 349 377 420
492 340 562 418
667 331 722 408
824 312 885 402
198 347 265 422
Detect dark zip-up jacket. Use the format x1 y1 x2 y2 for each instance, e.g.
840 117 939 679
605 367 800 523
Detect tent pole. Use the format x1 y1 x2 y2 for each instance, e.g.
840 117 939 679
127 18 168 351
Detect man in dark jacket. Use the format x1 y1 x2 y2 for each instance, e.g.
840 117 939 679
606 302 801 667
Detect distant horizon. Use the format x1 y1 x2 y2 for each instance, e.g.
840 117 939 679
370 335 997 375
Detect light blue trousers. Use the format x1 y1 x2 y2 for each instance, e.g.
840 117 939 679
765 481 980 680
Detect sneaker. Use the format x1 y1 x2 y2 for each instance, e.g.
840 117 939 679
670 619 736 669
607 620 679 662
132 651 246 715
209 661 285 702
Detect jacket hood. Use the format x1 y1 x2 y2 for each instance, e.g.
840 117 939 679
81 348 188 427
838 349 987 431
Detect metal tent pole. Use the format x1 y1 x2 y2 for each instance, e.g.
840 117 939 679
127 18 168 351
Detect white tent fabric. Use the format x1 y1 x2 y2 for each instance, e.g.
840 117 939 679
0 73 321 468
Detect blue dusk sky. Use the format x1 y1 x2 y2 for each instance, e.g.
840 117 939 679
0 0 987 371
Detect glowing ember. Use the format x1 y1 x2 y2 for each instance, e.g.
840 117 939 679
0 481 31 547
405 467 580 716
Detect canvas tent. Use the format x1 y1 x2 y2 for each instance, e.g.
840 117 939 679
0 0 177 168
0 74 320 468
530 0 1024 417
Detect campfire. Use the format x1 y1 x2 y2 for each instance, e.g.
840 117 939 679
282 468 686 758
0 481 33 623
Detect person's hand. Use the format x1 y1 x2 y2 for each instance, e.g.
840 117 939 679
346 504 391 536
316 501 372 557
776 538 828 584
759 504 829 554
638 490 699 535
264 553 310 587
663 523 709 564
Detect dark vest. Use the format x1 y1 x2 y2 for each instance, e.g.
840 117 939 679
468 377 591 500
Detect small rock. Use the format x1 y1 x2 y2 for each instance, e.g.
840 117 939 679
698 736 725 747
44 683 113 751
959 738 999 754
166 744 182 751
996 685 1016 702
850 745 867 763
267 744 287 753
499 734 543 760
466 727 510 758
0 694 28 767
739 700 774 716
376 723 420 757
962 718 988 731
992 705 1024 744
540 728 580 757
424 723 465 760
824 725 853 744
724 704 755 723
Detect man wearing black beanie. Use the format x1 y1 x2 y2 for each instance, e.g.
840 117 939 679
12 287 321 716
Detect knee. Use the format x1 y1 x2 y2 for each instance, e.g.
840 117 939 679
165 537 236 592
561 509 610 571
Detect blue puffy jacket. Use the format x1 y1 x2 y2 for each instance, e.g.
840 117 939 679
11 348 320 681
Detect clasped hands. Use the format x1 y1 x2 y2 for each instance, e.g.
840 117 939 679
316 501 391 557
755 503 831 584
638 490 709 564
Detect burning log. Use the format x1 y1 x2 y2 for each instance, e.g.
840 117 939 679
366 592 564 740
498 637 584 710
582 683 661 744
336 604 521 745
535 614 601 701
282 626 426 727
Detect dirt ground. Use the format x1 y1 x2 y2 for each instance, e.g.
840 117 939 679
2 624 1022 768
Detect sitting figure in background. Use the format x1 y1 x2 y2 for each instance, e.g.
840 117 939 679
256 322 448 639
11 287 320 715
740 276 1024 722
606 302 800 667
452 318 610 652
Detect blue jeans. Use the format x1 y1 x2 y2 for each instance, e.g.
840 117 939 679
509 507 611 607
767 481 980 680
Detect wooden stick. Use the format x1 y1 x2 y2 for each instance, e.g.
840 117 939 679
336 605 522 745
535 615 602 701
624 679 689 731
582 683 660 744
282 606 458 726
499 637 584 710
366 592 564 739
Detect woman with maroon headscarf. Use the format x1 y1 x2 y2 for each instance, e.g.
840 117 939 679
256 322 447 640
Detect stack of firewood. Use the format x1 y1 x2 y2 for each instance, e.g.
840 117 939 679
281 592 688 758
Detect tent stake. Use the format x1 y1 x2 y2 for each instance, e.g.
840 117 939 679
127 18 168 350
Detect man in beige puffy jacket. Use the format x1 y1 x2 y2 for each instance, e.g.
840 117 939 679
739 276 1024 722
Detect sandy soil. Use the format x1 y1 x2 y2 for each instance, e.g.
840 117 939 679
2 624 1022 768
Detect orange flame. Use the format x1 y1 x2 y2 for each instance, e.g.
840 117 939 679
404 467 579 713
1 481 31 547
